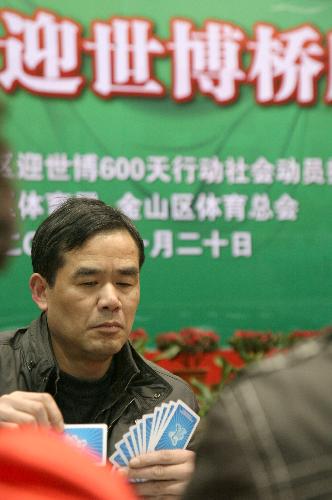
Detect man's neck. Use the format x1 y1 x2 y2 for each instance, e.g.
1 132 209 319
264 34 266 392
58 359 112 381
51 343 112 381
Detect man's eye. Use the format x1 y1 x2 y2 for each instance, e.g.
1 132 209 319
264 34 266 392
81 281 98 287
117 282 132 287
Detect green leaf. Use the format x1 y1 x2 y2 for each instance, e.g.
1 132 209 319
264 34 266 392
190 378 214 400
153 344 182 361
132 338 146 354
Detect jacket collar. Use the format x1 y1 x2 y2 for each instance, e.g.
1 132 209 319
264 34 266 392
19 314 56 390
20 314 171 406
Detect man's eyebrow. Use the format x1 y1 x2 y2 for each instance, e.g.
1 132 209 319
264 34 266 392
72 267 101 279
117 266 139 276
72 266 139 279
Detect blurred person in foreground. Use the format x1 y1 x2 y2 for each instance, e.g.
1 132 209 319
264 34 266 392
183 332 332 500
0 425 137 500
0 197 197 499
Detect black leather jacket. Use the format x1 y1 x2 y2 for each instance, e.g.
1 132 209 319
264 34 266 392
184 332 332 500
0 314 198 454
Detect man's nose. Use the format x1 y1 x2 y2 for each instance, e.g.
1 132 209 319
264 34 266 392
97 284 121 310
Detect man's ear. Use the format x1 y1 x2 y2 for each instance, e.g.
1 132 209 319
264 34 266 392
29 273 49 311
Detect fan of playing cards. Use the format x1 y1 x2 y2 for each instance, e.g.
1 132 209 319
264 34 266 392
110 399 200 468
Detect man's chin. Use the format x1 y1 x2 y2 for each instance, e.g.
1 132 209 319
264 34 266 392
83 338 125 361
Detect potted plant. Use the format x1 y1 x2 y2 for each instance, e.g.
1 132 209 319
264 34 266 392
229 330 280 362
154 327 220 385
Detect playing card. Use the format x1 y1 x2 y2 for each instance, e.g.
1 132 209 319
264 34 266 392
115 438 132 464
64 423 107 466
123 431 136 458
153 400 177 446
109 449 128 468
154 400 200 451
137 419 145 454
110 400 200 466
129 424 140 456
148 406 161 452
142 413 154 453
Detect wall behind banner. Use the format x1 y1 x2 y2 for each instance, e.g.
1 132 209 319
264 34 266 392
0 0 332 345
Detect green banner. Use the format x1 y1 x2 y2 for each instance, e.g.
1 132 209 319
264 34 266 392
0 0 331 344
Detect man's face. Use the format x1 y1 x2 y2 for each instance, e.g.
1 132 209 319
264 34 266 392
41 230 140 371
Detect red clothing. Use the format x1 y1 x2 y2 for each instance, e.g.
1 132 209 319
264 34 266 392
0 426 137 500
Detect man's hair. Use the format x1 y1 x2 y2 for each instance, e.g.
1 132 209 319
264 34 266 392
31 197 145 286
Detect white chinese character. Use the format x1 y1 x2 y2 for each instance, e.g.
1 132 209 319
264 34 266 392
225 157 249 184
45 153 71 181
232 232 252 257
84 18 165 97
144 193 169 220
171 193 195 220
0 151 14 178
199 157 223 184
248 194 273 221
172 156 197 184
176 232 202 256
248 24 324 104
73 154 98 182
116 192 142 220
202 230 228 258
18 190 44 220
274 194 299 221
17 152 43 181
250 156 274 184
169 19 246 103
0 10 84 95
222 194 247 221
275 157 300 184
150 230 173 258
146 156 170 183
303 158 324 184
326 159 332 184
194 192 222 221
45 191 70 214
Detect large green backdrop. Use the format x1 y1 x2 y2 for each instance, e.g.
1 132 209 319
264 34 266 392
0 0 331 344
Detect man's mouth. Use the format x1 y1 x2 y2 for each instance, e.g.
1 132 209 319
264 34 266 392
93 321 123 331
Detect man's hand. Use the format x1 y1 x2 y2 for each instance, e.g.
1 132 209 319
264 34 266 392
127 449 195 499
0 391 64 431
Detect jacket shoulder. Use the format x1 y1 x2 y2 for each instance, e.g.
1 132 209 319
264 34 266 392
0 328 26 346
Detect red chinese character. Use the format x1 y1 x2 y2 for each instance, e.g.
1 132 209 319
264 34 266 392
0 9 84 96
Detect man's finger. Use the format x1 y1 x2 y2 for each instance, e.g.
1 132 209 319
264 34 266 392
132 479 187 498
129 449 194 468
128 461 194 482
0 392 64 431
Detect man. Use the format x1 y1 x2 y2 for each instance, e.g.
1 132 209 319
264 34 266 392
183 332 332 499
0 197 197 498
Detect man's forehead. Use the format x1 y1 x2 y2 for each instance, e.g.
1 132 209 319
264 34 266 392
67 230 139 254
56 230 139 274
